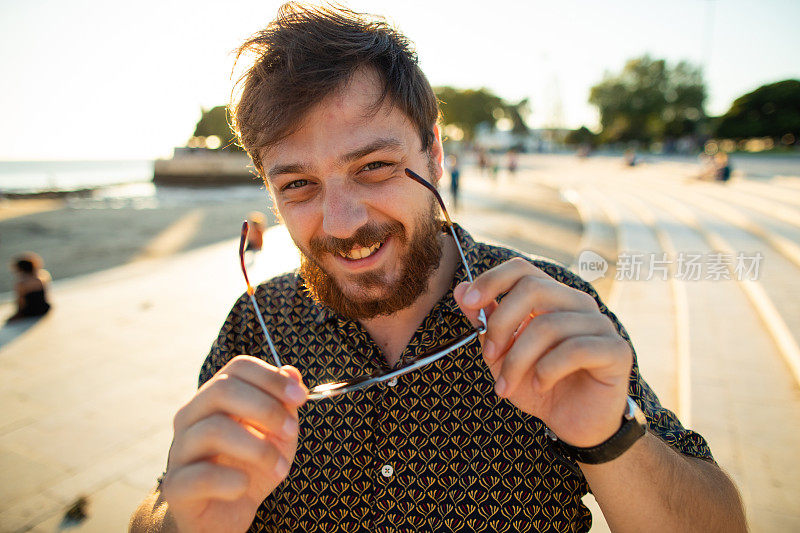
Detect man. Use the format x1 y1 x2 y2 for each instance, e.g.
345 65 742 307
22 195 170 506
131 4 746 532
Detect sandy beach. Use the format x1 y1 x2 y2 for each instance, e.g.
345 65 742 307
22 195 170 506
0 184 277 297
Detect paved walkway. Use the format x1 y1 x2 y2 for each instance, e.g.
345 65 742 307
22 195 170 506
1 156 798 531
534 156 800 530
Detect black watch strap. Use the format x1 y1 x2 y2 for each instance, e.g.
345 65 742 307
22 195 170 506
546 396 647 465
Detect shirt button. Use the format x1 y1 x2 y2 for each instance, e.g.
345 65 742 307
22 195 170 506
381 464 394 478
387 377 398 387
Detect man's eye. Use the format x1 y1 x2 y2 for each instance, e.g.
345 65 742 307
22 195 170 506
284 179 308 190
362 161 390 172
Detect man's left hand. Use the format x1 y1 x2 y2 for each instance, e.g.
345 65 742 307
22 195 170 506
454 257 634 448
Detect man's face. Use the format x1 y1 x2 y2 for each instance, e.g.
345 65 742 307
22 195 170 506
262 68 445 319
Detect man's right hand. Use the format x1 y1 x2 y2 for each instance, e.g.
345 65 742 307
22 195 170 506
159 355 307 533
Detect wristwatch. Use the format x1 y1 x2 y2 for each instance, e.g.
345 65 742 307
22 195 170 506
545 396 647 465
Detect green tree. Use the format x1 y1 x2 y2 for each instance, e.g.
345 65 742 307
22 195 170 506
589 56 706 145
715 79 800 140
192 106 242 151
435 87 505 141
435 87 532 141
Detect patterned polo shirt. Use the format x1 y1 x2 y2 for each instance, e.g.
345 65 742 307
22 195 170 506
198 225 714 532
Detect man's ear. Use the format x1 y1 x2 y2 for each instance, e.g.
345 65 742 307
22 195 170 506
429 124 445 183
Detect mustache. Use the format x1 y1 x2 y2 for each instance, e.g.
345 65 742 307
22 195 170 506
308 221 406 256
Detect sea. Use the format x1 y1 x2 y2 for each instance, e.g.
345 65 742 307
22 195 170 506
0 159 268 211
0 159 154 194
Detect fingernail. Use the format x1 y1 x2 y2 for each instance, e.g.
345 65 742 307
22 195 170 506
464 287 480 306
285 383 306 404
282 417 298 437
484 340 496 362
275 456 289 477
495 376 507 397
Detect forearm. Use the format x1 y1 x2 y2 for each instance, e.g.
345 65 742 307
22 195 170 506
581 432 746 532
129 491 177 533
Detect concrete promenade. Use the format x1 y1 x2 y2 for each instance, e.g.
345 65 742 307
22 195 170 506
1 155 799 531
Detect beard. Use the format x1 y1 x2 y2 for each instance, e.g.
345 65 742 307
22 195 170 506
298 199 444 320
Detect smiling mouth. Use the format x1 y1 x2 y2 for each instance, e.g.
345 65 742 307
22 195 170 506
338 240 385 261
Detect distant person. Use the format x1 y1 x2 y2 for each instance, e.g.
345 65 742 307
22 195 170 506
713 152 732 182
477 146 488 176
446 154 461 209
507 148 519 177
489 153 500 181
623 148 637 167
246 211 266 251
8 252 51 321
695 152 732 182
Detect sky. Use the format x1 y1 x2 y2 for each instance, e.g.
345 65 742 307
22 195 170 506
1 0 798 160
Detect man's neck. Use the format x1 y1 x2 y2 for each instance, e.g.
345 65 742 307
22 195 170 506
359 233 460 367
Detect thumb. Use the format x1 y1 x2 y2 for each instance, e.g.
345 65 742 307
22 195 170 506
454 282 497 328
280 365 306 389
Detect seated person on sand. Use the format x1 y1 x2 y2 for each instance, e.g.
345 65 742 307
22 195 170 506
8 252 52 321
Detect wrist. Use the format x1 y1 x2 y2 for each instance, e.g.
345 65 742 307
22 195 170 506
546 396 647 465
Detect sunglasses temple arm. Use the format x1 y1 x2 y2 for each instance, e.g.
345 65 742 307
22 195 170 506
446 224 488 331
248 293 282 367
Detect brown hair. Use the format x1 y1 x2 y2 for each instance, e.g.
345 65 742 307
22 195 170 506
230 2 439 176
12 252 43 274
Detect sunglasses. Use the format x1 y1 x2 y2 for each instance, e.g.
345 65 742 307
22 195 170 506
239 167 487 400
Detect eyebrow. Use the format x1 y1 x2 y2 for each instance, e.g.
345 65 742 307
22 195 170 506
338 137 403 164
266 163 307 179
266 137 404 180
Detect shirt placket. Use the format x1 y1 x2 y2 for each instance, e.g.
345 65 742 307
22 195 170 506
323 317 390 531
370 306 464 531
370 358 403 531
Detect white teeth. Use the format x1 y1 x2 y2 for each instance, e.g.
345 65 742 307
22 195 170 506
341 242 381 260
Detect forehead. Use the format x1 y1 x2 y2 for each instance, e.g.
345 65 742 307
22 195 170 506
261 69 419 168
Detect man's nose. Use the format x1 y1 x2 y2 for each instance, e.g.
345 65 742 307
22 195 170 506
321 184 369 239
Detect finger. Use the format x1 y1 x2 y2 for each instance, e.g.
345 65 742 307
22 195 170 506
493 313 612 396
281 365 304 386
460 257 550 309
172 413 296 469
161 462 248 504
217 356 308 408
533 335 632 393
454 282 498 328
174 374 299 438
481 277 599 363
